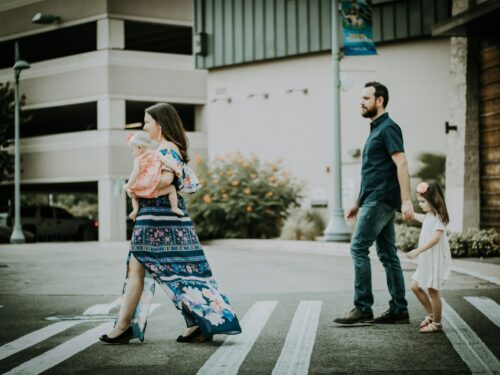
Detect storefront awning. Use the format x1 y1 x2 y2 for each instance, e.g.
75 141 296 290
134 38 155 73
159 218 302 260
432 0 500 38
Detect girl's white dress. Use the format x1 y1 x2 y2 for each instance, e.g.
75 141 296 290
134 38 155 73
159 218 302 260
412 213 452 290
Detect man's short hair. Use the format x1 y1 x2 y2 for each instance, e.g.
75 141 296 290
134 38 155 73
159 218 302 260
364 81 389 108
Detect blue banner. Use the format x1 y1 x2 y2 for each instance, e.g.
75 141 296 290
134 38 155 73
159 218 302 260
340 0 377 56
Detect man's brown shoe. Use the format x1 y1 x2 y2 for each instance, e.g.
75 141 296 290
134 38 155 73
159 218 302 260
334 308 374 324
368 309 410 324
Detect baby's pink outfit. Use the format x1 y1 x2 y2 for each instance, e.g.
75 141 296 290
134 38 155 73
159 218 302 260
128 151 167 198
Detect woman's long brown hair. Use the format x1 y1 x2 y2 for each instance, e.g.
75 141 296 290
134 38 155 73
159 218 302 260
145 103 190 162
419 179 449 225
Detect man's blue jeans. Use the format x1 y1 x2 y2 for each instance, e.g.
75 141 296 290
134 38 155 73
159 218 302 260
350 201 408 314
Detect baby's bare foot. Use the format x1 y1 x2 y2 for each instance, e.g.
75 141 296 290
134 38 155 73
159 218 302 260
172 207 184 217
129 210 138 221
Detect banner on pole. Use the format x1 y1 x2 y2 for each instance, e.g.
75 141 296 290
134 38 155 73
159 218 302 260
340 0 377 56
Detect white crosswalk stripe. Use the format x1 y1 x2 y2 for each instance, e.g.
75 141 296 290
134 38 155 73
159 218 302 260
272 300 322 375
2 297 500 374
83 297 121 315
442 298 500 375
4 322 113 375
464 296 500 328
0 298 121 362
0 321 82 362
197 301 278 375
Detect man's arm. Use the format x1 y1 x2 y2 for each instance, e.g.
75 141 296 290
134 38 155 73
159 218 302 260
391 152 414 221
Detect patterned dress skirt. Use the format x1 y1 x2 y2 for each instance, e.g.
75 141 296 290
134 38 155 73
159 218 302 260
117 195 242 341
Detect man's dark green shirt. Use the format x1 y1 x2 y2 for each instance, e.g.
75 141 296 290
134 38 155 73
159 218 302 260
358 112 404 211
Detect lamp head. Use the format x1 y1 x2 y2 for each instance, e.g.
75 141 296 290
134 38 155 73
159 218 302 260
32 12 60 24
13 60 30 71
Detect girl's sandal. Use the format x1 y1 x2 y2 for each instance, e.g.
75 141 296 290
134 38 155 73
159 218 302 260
419 322 443 333
420 314 433 328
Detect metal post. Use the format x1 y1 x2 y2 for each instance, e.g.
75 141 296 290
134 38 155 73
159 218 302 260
324 0 350 241
10 43 29 244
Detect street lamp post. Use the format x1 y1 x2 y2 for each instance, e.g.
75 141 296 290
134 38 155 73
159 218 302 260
10 43 30 244
324 0 350 242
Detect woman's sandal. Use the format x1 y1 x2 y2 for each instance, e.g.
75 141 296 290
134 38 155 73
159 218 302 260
420 314 433 328
419 322 443 333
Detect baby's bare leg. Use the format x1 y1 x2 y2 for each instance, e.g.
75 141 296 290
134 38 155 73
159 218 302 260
158 171 175 190
157 184 184 216
129 197 139 221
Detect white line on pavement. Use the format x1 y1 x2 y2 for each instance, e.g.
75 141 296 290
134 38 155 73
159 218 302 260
464 296 500 328
272 300 322 375
5 322 113 375
197 301 278 375
0 321 82 361
442 299 500 375
83 297 121 315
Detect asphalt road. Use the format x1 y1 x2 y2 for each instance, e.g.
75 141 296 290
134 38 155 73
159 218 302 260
0 242 498 374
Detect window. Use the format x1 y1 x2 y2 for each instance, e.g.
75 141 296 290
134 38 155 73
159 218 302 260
0 22 97 69
40 207 53 219
124 21 192 55
17 102 97 138
20 207 36 218
54 207 73 219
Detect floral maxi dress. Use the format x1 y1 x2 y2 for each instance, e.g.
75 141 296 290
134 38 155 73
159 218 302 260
117 149 241 340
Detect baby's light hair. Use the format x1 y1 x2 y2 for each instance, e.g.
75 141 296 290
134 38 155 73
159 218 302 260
128 131 152 149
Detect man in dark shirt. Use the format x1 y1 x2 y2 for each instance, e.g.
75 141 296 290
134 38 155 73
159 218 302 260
335 82 414 324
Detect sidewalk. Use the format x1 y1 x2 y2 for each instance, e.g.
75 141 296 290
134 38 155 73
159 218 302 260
1 239 498 287
203 239 500 286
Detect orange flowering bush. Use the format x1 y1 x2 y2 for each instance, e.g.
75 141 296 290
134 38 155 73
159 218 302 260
186 153 303 239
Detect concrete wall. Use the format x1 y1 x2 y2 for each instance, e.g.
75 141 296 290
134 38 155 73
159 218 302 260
204 38 451 211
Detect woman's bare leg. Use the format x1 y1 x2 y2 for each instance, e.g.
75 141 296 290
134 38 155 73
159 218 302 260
106 255 145 338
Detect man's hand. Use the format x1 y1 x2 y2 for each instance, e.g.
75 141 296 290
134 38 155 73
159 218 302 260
406 249 420 260
401 199 414 221
345 205 359 220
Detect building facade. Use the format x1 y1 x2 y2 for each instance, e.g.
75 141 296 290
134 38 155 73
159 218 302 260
0 0 208 241
194 0 486 231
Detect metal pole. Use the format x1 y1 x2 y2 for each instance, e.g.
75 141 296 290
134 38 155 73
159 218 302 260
324 0 350 241
10 67 25 243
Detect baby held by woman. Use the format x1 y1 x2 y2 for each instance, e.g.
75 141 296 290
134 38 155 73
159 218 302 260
123 131 184 219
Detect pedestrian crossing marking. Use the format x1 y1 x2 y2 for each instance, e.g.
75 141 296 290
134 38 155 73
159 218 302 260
272 300 322 375
442 298 500 375
4 322 113 375
197 301 278 375
464 296 500 328
0 321 82 361
83 297 121 315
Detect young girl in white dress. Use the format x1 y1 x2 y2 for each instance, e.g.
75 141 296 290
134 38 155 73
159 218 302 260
406 179 451 333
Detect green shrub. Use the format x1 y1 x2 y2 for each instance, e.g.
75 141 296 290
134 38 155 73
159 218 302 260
396 224 420 252
280 208 325 241
449 228 499 257
186 153 303 239
396 224 500 257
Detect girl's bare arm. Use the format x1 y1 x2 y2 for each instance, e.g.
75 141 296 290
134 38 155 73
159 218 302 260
413 213 426 223
158 153 181 176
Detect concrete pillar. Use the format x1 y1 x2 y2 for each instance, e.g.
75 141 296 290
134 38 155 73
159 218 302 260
445 0 480 232
97 98 127 241
98 99 126 130
98 178 127 241
97 19 124 50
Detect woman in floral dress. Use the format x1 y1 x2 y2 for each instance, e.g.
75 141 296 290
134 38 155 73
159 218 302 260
99 103 241 344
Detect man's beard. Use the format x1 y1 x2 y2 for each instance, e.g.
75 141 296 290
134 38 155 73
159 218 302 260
361 107 378 118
